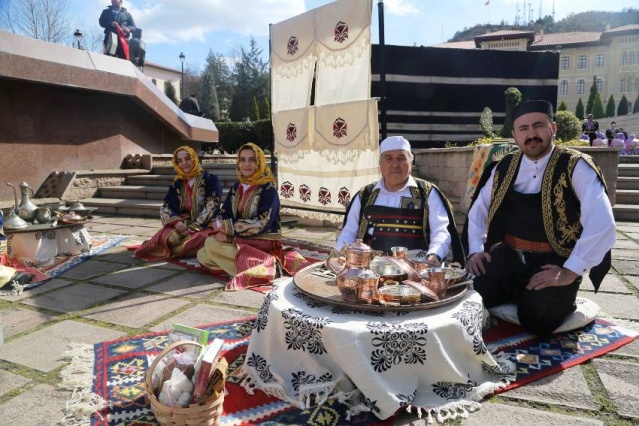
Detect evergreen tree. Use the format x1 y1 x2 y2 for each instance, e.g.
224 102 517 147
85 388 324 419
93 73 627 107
250 96 260 121
261 97 271 120
229 37 269 122
634 95 639 113
499 87 522 137
575 98 585 120
204 50 234 119
605 95 616 117
479 107 495 138
592 92 605 119
199 70 220 120
617 95 629 116
586 76 597 115
557 100 567 111
164 81 177 104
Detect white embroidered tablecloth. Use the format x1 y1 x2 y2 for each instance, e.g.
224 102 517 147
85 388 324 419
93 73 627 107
6 224 92 267
240 278 515 422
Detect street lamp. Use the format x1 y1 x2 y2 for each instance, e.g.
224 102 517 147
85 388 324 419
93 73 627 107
73 29 83 49
179 52 185 100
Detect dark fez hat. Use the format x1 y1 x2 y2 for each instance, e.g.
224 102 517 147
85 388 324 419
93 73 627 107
511 100 554 121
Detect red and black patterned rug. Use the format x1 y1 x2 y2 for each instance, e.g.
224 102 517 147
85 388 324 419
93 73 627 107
89 316 637 425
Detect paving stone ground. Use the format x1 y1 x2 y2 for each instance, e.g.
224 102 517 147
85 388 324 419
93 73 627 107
0 214 637 425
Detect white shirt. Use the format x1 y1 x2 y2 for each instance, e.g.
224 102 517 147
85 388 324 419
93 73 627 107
336 176 451 259
466 146 616 275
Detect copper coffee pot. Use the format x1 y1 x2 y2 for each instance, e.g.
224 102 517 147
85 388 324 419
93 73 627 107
326 239 383 302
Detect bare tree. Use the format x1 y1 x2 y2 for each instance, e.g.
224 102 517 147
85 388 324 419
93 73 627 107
1 0 71 43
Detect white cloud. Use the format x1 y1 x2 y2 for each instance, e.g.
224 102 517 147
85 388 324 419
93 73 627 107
125 0 307 44
383 0 419 16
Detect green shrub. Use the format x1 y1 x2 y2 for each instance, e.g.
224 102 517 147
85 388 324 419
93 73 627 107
557 101 567 111
215 120 273 153
499 87 522 137
618 95 629 115
555 110 581 142
479 107 495 138
575 98 585 120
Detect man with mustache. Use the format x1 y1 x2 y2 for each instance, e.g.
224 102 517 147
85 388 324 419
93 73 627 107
465 100 615 336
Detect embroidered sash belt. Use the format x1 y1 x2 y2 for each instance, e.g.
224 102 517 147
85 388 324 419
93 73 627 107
504 234 553 253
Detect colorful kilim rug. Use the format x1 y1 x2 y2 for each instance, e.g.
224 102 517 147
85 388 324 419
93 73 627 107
92 316 392 426
91 316 637 425
3 235 125 290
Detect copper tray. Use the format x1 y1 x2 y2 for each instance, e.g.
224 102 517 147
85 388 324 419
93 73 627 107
293 263 470 312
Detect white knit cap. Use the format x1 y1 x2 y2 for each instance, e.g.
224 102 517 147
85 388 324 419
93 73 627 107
379 136 411 153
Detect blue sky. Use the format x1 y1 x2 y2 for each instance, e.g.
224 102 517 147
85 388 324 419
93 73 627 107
67 0 637 72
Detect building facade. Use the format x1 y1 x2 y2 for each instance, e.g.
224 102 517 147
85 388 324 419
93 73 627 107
435 25 639 114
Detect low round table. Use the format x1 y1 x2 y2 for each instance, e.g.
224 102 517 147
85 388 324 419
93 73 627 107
4 221 92 267
240 277 515 421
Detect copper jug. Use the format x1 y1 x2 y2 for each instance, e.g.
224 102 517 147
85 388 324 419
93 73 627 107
327 239 382 302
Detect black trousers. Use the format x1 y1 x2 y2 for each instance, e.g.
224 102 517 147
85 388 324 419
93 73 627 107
473 245 580 336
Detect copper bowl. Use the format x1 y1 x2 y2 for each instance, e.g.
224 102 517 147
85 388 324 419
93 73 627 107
378 284 422 305
370 257 407 285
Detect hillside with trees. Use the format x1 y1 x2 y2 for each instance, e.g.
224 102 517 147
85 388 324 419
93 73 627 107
449 8 639 42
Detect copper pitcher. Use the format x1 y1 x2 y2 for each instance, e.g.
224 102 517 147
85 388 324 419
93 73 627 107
327 239 382 302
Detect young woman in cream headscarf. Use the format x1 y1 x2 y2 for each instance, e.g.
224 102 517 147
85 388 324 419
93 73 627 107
197 143 282 290
135 146 222 261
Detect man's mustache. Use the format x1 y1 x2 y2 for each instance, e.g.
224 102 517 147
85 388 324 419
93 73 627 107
525 137 543 144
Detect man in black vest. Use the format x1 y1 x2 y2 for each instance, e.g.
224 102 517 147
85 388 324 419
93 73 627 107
465 100 615 336
337 136 463 265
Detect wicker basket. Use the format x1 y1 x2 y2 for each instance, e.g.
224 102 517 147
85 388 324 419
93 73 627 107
145 340 224 426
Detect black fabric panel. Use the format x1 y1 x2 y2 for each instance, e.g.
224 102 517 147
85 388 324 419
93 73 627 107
372 45 559 80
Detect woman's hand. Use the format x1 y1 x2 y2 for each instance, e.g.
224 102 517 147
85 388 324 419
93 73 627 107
174 221 189 235
213 232 228 242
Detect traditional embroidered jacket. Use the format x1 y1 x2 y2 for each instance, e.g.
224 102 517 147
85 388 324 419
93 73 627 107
161 170 221 228
481 147 611 290
219 181 281 241
349 178 464 263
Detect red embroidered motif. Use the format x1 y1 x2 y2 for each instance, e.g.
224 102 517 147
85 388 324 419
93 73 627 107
280 181 294 199
333 117 347 139
318 187 332 205
287 36 299 55
286 123 297 142
299 184 311 202
334 21 349 43
338 187 351 206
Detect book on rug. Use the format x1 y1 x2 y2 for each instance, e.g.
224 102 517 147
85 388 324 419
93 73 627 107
192 338 224 403
170 323 209 356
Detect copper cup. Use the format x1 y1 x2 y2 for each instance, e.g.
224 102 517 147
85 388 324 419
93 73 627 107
425 267 448 299
357 272 380 304
390 246 408 258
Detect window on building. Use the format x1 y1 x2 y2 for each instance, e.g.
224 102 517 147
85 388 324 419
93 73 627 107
621 52 627 66
620 78 626 92
560 80 568 95
596 79 603 93
577 79 585 94
595 54 604 68
630 51 636 66
560 56 570 70
578 55 587 69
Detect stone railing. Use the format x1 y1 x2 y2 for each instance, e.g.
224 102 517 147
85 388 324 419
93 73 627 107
413 145 620 221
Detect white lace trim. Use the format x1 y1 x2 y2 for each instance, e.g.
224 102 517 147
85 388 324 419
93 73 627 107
317 32 370 69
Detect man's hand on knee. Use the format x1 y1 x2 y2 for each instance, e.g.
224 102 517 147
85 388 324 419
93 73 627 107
527 264 578 290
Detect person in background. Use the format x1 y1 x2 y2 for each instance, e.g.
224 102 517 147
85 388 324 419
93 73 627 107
179 94 202 116
336 136 464 265
465 100 615 336
197 143 282 290
581 114 599 146
99 0 136 59
592 131 608 147
135 146 222 261
605 121 617 145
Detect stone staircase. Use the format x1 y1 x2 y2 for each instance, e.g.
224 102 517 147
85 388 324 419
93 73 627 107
614 155 639 222
79 163 238 217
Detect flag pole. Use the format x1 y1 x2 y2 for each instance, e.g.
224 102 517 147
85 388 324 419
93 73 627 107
378 1 387 141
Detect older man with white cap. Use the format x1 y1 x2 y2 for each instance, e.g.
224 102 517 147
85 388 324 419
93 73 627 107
336 136 463 265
